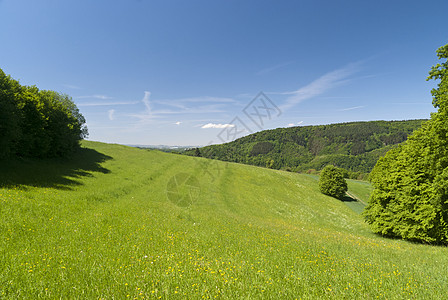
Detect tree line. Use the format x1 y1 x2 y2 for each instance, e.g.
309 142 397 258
184 119 425 177
0 68 88 159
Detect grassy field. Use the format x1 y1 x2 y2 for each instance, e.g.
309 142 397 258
0 141 447 299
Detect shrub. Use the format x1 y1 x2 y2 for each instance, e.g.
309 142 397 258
319 165 348 199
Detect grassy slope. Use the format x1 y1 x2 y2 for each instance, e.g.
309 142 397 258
0 141 446 299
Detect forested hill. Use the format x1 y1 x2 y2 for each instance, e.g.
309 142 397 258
184 120 426 176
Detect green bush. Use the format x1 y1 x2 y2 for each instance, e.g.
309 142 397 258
318 165 348 199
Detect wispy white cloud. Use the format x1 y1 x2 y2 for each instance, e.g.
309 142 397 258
127 91 155 123
201 123 235 129
77 101 139 107
76 94 113 100
256 61 295 75
158 107 225 114
129 92 228 123
62 84 82 90
279 61 362 111
338 105 365 111
142 91 151 113
287 121 304 127
108 109 115 120
391 102 428 105
152 96 237 110
131 106 225 116
177 96 236 103
235 93 255 99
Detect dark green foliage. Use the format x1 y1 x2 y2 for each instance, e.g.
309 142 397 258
364 44 448 244
250 141 274 156
318 165 348 199
0 68 87 158
184 120 424 174
0 70 21 158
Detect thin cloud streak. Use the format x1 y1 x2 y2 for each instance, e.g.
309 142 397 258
129 91 229 123
391 102 429 105
152 107 226 115
172 96 236 103
201 123 235 129
338 105 365 111
279 61 362 111
127 91 154 123
76 94 114 100
128 107 225 118
256 61 295 75
287 121 304 127
62 84 82 90
142 91 151 113
108 109 115 120
77 101 139 107
152 96 237 109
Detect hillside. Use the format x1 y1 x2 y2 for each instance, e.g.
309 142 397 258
185 119 425 176
1 141 447 299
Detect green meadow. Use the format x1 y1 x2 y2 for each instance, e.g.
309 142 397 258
0 141 447 299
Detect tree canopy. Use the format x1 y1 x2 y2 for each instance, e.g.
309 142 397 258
363 44 448 244
0 68 87 159
318 165 348 199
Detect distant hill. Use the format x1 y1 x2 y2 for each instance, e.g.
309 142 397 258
127 144 196 152
184 119 426 176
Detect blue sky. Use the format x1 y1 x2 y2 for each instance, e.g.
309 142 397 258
1 0 446 146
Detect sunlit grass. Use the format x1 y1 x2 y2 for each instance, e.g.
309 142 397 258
0 141 446 299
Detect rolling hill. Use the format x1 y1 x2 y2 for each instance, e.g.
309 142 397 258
185 119 426 176
0 141 446 299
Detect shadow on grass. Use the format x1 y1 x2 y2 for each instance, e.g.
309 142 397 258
341 194 357 202
341 193 366 214
0 147 112 190
371 232 448 247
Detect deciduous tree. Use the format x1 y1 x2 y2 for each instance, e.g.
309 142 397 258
0 68 88 159
364 44 448 244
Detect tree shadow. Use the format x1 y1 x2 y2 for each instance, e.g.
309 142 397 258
341 194 358 202
0 147 112 190
371 232 448 248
